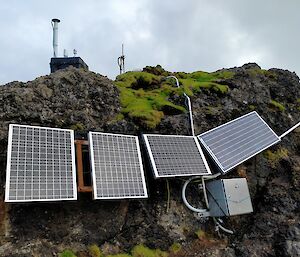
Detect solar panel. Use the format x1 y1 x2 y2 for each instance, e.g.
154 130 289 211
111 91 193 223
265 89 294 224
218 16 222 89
89 132 148 199
198 111 280 174
143 134 212 178
5 124 77 202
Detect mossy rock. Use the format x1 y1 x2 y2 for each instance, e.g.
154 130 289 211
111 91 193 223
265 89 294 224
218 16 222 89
116 77 185 128
70 123 85 131
169 243 181 254
264 148 289 168
249 105 256 111
59 250 77 257
115 72 160 90
105 253 132 257
204 106 221 116
248 68 277 79
114 68 232 128
142 65 169 76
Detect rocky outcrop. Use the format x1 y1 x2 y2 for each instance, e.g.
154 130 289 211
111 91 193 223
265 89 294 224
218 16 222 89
0 64 299 256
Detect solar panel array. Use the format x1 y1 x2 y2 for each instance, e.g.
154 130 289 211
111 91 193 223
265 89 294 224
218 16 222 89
5 124 77 202
198 111 280 174
143 134 211 178
89 132 148 199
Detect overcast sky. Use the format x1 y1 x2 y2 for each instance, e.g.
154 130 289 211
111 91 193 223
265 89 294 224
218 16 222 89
0 0 299 85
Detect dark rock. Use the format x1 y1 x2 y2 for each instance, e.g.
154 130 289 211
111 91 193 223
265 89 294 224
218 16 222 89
0 64 299 256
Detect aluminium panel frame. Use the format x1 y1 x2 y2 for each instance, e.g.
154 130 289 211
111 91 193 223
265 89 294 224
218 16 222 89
88 131 148 200
5 124 77 203
198 111 281 174
143 134 212 178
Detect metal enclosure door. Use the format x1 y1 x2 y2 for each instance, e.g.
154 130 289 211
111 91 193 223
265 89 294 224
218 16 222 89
223 178 253 216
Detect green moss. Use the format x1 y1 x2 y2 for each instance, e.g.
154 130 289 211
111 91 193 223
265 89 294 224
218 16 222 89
106 254 132 257
59 250 77 257
195 229 213 240
116 73 185 128
248 68 277 79
263 70 277 79
174 71 188 79
296 99 300 111
88 244 103 257
115 72 159 89
270 100 285 111
264 148 289 168
211 84 229 94
249 105 256 110
190 70 233 81
169 243 181 253
195 229 205 239
178 70 231 95
114 69 233 128
204 106 221 116
114 113 125 121
131 245 167 257
70 123 85 131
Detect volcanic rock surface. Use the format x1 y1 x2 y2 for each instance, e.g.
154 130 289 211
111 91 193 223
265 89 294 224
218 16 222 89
0 64 299 257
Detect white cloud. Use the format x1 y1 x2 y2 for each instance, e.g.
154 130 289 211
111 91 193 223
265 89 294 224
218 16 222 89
0 0 299 85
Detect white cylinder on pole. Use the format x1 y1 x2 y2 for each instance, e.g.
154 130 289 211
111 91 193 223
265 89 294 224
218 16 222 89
51 18 60 58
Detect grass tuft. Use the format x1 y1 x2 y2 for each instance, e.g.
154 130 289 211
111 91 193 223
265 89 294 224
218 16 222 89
270 100 285 111
131 244 167 257
88 244 103 257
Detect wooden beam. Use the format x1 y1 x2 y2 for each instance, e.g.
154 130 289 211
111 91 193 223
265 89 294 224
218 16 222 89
74 139 89 145
75 140 93 193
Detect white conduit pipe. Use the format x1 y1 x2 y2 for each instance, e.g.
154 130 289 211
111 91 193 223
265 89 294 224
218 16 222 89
182 176 208 213
213 217 234 234
181 173 221 213
182 174 234 234
165 76 195 136
279 121 300 139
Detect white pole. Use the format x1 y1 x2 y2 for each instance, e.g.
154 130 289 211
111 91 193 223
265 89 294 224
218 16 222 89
279 121 300 139
165 75 195 136
51 18 60 58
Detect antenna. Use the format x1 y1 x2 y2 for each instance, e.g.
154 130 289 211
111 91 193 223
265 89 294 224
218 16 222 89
63 49 68 57
51 18 60 58
117 43 125 74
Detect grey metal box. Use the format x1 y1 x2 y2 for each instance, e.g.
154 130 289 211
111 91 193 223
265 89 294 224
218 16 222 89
205 178 253 217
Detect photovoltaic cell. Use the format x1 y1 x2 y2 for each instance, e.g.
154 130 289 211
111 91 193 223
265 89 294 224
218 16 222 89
143 134 211 178
198 111 281 174
5 124 77 202
89 132 148 199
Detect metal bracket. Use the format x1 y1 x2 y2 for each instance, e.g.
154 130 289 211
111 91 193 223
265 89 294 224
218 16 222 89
197 211 211 218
